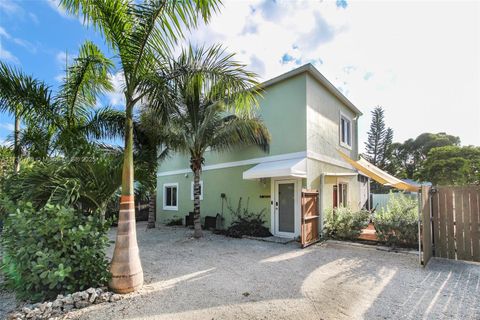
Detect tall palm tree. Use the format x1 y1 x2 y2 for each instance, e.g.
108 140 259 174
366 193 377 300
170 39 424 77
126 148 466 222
60 0 221 293
0 63 51 172
148 45 270 238
0 41 122 162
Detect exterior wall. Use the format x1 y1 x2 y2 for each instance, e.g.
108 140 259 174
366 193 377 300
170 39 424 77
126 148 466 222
306 73 359 162
156 164 271 228
158 73 308 173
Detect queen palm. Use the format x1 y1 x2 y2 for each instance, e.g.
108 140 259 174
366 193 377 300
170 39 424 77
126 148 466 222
0 41 122 161
149 45 270 238
60 0 221 292
0 62 51 172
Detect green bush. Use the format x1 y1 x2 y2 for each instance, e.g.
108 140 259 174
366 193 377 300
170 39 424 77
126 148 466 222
225 198 272 238
373 193 418 247
0 200 111 301
323 206 370 240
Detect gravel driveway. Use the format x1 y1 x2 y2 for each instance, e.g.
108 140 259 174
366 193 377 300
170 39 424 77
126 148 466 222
66 222 480 320
3 222 479 319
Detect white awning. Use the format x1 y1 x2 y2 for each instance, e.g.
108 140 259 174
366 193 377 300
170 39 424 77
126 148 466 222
242 158 307 180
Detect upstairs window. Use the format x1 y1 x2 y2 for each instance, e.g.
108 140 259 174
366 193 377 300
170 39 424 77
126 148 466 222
163 183 178 210
340 114 352 148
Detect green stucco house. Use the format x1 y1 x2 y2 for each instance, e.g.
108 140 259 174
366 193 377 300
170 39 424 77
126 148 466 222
156 63 369 239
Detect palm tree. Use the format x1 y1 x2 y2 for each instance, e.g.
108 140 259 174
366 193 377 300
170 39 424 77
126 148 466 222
148 45 270 238
0 41 123 162
60 0 221 293
134 107 169 229
0 62 51 172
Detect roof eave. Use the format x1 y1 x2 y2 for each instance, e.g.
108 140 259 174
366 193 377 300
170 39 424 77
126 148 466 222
258 63 363 116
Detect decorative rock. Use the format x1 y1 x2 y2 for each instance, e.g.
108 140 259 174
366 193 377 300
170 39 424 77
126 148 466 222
62 304 74 312
88 289 97 303
62 295 73 305
8 287 120 320
110 294 122 302
52 299 63 309
74 300 89 309
98 291 112 303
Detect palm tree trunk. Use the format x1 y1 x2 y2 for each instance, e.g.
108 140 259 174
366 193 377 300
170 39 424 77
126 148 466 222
109 102 143 293
193 167 203 238
13 111 20 173
147 189 156 229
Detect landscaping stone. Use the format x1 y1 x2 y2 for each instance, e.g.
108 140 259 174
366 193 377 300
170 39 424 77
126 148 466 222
6 287 121 320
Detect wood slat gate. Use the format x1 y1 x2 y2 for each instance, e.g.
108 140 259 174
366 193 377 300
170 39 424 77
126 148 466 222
301 189 320 248
421 186 480 265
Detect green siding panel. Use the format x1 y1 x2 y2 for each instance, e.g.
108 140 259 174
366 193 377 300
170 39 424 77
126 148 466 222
156 165 272 228
158 74 307 173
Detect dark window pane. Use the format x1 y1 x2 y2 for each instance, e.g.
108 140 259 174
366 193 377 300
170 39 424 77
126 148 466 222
166 187 172 206
172 187 177 206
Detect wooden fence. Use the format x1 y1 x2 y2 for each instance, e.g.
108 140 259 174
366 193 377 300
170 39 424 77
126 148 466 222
301 189 320 248
421 186 480 265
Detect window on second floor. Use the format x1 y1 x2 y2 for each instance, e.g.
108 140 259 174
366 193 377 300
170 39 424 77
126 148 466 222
340 114 352 148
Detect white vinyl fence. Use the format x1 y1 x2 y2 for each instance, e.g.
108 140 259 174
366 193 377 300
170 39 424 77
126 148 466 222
372 193 418 213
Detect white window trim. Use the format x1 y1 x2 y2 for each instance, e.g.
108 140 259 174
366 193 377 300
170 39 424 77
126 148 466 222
190 180 204 201
339 111 353 150
337 181 349 207
163 183 178 211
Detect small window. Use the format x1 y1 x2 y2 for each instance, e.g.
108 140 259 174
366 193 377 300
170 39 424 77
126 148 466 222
333 184 348 208
163 183 178 210
191 181 203 200
338 183 348 207
340 114 352 148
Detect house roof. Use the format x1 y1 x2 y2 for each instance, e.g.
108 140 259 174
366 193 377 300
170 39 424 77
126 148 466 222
259 63 363 116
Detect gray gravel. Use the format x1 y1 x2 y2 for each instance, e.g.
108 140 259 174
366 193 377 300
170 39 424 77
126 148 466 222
70 222 480 320
2 222 479 320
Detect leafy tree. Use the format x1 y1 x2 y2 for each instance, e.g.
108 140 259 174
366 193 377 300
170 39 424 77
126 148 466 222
60 0 221 292
3 151 124 218
134 106 169 229
0 62 51 172
420 146 480 185
147 45 270 238
391 132 460 179
0 146 14 178
0 42 123 162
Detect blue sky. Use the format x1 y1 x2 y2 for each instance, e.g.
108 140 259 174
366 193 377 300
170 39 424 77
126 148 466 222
0 0 479 150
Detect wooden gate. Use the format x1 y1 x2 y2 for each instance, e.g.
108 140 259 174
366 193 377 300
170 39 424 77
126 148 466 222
301 189 320 248
421 186 480 265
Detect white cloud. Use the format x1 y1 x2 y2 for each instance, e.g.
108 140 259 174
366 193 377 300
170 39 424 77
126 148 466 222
182 0 479 148
0 0 22 16
0 45 19 64
0 25 37 53
0 123 15 131
46 0 72 19
0 26 11 39
107 72 126 106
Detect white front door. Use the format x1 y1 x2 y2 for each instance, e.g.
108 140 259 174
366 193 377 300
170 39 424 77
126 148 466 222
273 180 297 238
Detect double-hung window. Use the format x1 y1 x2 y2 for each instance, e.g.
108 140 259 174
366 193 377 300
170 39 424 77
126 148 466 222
340 113 352 148
163 183 178 210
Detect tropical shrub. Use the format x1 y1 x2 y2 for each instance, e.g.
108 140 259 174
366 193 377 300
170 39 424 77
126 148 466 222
373 192 418 247
225 198 272 238
0 200 111 301
323 206 370 240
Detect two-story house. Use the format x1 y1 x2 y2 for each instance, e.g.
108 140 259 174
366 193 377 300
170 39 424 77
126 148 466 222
156 64 369 238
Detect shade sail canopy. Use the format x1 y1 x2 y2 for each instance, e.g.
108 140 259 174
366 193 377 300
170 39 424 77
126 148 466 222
338 151 419 192
242 158 307 180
